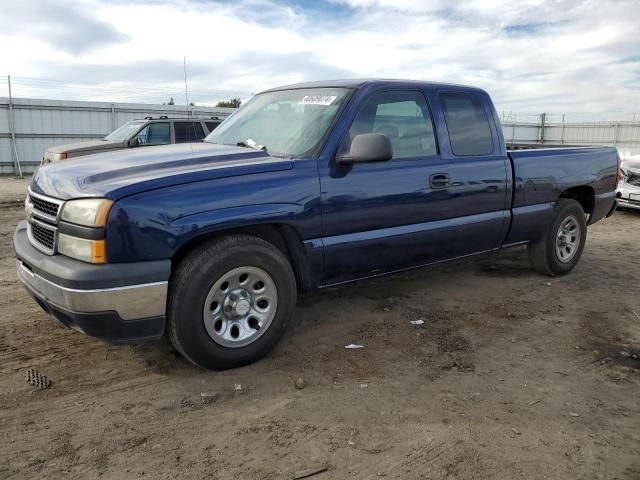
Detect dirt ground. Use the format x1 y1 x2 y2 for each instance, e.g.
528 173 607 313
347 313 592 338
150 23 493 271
0 176 638 480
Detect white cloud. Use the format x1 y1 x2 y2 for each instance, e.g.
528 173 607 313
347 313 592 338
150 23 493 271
0 0 638 115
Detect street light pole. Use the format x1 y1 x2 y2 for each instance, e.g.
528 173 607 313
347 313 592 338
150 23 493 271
7 75 23 178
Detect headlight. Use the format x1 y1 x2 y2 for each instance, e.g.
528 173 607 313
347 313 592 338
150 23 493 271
61 198 113 227
58 233 106 264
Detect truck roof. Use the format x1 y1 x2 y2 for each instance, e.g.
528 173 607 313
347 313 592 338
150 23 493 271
263 78 487 94
138 116 223 121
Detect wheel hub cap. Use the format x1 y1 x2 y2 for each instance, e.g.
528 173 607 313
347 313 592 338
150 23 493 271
203 266 278 348
555 215 581 263
233 298 251 317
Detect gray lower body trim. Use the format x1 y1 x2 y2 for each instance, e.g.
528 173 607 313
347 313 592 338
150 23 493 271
17 260 167 320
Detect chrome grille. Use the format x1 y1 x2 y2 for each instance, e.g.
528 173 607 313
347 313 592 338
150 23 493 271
30 221 56 250
26 188 64 255
29 193 61 219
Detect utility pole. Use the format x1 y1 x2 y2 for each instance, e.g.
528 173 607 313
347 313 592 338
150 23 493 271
183 57 190 118
539 112 546 144
7 75 23 178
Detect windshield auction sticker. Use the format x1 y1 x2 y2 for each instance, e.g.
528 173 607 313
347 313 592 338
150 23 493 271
299 95 337 106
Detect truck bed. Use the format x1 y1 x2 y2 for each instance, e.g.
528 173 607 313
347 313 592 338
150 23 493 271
506 142 586 151
504 145 618 245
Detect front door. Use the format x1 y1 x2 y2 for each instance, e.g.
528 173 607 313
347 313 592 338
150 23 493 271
319 89 451 284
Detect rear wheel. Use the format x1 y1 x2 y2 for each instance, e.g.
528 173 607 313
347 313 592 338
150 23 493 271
168 235 296 369
527 199 587 276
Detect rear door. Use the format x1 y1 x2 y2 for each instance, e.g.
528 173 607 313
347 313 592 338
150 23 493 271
433 90 511 252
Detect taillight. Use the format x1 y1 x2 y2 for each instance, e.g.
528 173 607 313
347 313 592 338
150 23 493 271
60 152 68 160
615 152 622 187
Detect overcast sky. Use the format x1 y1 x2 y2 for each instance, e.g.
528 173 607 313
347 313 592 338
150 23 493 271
1 0 638 117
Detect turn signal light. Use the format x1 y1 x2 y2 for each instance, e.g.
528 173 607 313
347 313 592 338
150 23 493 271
91 240 106 264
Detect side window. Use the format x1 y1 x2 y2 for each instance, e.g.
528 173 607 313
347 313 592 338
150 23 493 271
441 93 493 156
132 122 170 146
344 91 437 159
175 122 206 143
205 121 221 133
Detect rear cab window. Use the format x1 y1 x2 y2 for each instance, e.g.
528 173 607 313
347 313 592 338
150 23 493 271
175 122 206 143
440 92 493 156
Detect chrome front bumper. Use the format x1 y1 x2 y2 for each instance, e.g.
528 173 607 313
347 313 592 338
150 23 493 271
16 260 167 320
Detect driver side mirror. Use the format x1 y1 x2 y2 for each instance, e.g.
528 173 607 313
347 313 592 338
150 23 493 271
337 133 393 165
128 137 140 148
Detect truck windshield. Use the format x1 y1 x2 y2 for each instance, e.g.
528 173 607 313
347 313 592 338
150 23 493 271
204 88 350 157
104 121 146 142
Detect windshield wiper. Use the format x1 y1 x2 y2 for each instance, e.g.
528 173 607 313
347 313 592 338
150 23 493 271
236 138 267 151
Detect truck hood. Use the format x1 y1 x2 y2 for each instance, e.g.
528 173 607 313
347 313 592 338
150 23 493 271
47 140 124 155
32 142 294 200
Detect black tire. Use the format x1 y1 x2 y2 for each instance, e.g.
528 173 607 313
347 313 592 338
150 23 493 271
527 199 587 276
168 234 296 370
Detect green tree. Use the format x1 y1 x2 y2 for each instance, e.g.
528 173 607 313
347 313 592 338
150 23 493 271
216 98 241 108
168 97 175 105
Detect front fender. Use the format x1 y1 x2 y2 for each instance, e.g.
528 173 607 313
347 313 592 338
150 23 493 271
106 200 320 263
104 159 321 263
170 203 308 252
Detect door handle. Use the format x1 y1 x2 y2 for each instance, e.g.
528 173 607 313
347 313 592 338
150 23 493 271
429 173 449 189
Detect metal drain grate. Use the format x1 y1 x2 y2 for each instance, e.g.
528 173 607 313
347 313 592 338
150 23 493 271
25 368 51 390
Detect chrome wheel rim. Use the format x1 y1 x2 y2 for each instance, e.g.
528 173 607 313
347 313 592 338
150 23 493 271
555 215 581 263
203 266 278 348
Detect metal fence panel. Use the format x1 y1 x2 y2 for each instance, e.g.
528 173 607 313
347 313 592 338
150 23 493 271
3 96 640 175
502 119 639 160
0 97 235 174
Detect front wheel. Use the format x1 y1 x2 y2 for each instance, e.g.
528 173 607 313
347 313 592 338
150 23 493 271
527 199 587 276
168 235 297 370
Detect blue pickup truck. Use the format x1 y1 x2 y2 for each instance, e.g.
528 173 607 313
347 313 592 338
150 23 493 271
15 79 619 369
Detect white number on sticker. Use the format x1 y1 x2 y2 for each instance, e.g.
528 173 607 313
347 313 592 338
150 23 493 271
299 95 337 106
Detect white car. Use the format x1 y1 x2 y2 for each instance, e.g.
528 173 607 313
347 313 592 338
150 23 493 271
617 160 640 210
